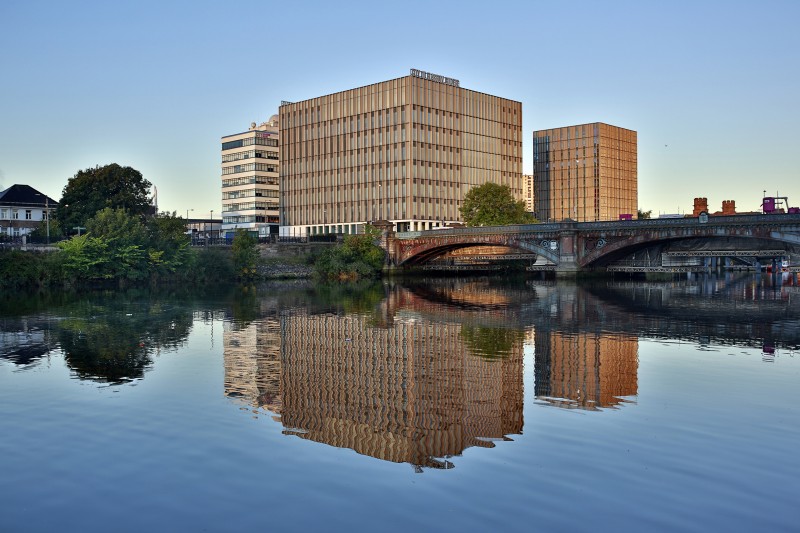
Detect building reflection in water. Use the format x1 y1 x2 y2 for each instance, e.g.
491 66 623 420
534 330 638 410
223 284 524 470
224 318 282 416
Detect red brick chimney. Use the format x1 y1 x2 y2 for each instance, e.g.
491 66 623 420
721 200 736 215
693 197 708 216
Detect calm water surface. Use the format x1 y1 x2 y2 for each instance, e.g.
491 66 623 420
1 274 799 532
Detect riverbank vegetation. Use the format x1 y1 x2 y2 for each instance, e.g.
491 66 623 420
313 228 385 281
0 209 254 289
4 161 400 289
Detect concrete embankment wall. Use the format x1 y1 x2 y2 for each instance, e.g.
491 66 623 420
257 242 333 278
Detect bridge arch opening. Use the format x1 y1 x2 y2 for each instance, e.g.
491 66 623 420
399 240 558 267
582 235 795 270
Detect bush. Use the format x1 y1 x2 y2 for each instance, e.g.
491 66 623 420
0 250 64 289
190 247 235 283
314 230 385 281
232 230 259 281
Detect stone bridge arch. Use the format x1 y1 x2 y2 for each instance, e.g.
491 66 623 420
392 233 560 266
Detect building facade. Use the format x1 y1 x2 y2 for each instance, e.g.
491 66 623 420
279 70 522 236
522 173 534 213
220 117 280 239
533 122 637 222
0 184 57 240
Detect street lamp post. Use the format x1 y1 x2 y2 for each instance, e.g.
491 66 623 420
35 194 50 245
45 196 49 245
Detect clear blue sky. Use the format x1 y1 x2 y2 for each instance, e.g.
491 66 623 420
1 0 798 217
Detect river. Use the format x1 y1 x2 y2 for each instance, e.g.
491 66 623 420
1 273 799 532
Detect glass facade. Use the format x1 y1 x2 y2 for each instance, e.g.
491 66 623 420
279 74 522 236
533 123 637 222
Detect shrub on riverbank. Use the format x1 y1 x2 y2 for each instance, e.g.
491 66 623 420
1 209 237 289
1 245 238 290
313 231 385 281
0 250 65 289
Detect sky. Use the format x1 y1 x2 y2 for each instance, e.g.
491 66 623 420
1 0 798 218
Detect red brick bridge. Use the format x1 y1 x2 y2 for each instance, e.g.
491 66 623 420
381 214 800 275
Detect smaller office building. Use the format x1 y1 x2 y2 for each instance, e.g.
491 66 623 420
0 184 57 240
221 117 280 239
522 174 534 213
533 122 637 222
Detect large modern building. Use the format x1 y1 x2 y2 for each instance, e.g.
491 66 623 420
533 122 637 222
220 117 280 239
279 69 522 236
0 184 57 240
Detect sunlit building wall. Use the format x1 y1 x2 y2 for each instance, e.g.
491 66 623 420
533 122 637 222
221 117 280 239
522 173 534 213
279 70 522 236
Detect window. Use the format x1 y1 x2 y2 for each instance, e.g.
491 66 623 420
25 210 32 220
222 139 244 150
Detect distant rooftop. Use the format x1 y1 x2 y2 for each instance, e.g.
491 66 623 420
0 184 58 207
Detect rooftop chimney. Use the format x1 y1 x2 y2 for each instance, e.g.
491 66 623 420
693 197 708 216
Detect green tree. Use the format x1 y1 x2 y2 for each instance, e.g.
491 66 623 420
147 212 191 276
86 207 148 247
84 208 149 280
191 247 235 283
232 229 259 280
637 209 652 220
459 182 536 226
56 164 153 231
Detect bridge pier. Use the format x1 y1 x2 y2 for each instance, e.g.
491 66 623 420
555 229 580 277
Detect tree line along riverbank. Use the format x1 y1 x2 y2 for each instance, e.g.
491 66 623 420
1 220 386 290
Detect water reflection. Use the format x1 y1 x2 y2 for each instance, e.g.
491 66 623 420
59 299 193 383
3 273 799 469
224 283 525 470
534 331 638 410
1 291 195 383
221 273 800 459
